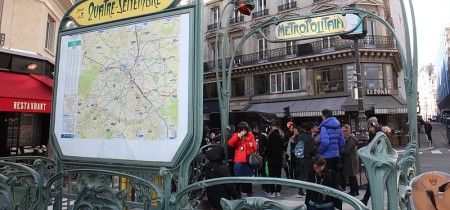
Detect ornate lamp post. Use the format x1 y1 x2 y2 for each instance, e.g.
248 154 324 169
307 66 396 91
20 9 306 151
214 0 254 156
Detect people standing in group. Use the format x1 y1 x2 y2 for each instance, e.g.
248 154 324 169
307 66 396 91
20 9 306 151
360 117 383 205
424 121 433 145
228 122 257 197
204 146 239 210
318 109 346 178
340 124 360 196
265 122 285 197
312 122 321 152
305 155 341 210
257 124 270 195
293 122 317 198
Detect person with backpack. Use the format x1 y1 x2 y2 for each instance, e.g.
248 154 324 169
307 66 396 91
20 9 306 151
265 122 285 197
293 122 317 198
228 122 257 197
204 146 239 210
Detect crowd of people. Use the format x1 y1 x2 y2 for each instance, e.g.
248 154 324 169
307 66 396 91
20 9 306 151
202 108 390 210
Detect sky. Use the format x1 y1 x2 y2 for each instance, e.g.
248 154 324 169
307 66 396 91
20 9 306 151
413 0 450 68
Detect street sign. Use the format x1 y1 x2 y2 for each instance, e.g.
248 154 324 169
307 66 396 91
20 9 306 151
69 0 180 26
51 0 203 168
275 14 363 40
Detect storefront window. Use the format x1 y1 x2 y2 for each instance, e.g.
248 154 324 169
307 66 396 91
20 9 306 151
270 73 283 93
315 66 344 94
284 71 301 92
364 63 384 89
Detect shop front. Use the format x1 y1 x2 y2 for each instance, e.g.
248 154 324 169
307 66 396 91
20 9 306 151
0 71 52 157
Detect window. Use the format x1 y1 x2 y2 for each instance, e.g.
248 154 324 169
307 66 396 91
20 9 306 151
365 21 376 45
212 8 219 24
45 16 56 52
231 77 245 97
204 83 218 99
256 0 267 11
363 63 384 89
270 73 283 93
282 0 292 4
321 37 335 51
315 66 344 94
286 41 294 55
254 74 270 95
284 71 301 91
258 38 267 59
210 42 219 61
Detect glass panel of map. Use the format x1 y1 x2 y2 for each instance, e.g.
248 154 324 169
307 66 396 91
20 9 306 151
54 13 190 162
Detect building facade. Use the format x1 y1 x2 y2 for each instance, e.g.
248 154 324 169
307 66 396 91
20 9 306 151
202 0 408 134
418 64 438 120
436 27 450 112
0 0 73 156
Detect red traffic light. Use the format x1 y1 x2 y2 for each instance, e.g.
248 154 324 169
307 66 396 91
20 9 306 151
237 2 254 16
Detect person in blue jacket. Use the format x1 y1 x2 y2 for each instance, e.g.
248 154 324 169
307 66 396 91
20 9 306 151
318 109 346 183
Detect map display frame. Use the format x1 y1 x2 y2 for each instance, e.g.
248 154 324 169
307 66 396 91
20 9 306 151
51 7 199 166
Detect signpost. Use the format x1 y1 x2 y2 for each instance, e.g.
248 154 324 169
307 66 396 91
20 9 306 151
51 0 203 168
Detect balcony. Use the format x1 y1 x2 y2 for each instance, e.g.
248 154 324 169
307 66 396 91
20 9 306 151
230 16 244 24
278 1 297 12
204 36 396 72
207 23 218 30
313 0 329 3
252 9 269 19
0 33 5 47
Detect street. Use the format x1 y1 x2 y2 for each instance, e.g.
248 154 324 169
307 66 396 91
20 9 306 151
418 122 450 173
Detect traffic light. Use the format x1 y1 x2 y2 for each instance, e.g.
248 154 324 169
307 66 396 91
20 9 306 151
283 106 291 119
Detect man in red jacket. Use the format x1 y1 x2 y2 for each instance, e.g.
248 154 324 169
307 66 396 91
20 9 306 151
228 121 258 197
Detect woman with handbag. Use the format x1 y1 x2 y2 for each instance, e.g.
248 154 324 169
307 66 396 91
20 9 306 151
265 122 285 197
228 121 257 197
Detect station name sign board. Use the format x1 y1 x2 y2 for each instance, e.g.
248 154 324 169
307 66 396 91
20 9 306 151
69 0 177 26
275 14 362 40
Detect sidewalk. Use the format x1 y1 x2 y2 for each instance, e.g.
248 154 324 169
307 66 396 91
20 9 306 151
395 130 434 154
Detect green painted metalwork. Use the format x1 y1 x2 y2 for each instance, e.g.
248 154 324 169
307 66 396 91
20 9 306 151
0 0 420 209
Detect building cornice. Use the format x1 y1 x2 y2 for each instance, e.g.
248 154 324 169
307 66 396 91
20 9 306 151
203 48 400 80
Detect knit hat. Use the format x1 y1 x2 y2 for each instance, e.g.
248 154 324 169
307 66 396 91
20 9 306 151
367 117 379 129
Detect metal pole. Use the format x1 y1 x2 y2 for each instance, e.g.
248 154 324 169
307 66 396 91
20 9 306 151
355 39 368 142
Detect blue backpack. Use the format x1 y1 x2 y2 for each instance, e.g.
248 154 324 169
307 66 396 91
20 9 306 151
294 140 304 158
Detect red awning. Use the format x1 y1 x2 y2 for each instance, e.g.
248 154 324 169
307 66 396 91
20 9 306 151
0 71 53 113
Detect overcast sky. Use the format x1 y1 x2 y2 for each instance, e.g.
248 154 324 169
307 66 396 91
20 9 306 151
413 0 450 68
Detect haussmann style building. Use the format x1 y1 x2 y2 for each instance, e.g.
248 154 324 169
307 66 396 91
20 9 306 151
202 0 409 140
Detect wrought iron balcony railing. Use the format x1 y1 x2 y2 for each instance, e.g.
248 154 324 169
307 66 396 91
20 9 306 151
252 9 269 19
204 35 396 72
0 33 5 47
207 23 218 30
278 1 297 12
230 16 244 24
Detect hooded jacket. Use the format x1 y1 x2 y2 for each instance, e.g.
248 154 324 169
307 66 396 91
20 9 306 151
204 146 238 208
318 117 345 159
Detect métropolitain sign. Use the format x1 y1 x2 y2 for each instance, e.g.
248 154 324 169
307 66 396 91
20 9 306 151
275 14 363 40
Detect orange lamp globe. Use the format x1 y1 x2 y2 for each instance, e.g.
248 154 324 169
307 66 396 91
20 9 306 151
237 2 254 16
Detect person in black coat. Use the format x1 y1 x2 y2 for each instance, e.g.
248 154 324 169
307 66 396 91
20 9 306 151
257 124 270 194
305 155 341 210
265 122 285 197
204 146 239 210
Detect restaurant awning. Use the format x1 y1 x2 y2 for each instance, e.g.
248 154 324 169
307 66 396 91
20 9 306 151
0 71 53 113
244 97 347 117
343 95 407 114
370 95 408 114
